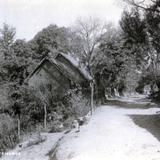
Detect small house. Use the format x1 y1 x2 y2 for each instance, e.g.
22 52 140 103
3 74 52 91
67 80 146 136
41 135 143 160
27 52 93 109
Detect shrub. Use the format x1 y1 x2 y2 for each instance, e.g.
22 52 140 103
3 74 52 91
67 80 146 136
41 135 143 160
0 114 19 155
66 89 90 119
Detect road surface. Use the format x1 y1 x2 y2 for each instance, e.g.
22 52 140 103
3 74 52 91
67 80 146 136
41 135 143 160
55 96 160 160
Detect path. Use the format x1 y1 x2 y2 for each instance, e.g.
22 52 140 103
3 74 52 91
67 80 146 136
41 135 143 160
56 96 160 160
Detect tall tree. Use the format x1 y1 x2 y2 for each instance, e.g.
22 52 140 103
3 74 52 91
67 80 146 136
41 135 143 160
120 9 149 69
120 9 147 45
94 25 128 96
29 24 80 59
123 0 160 95
73 17 106 71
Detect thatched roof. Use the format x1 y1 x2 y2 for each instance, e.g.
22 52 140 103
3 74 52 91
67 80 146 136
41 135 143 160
28 52 92 84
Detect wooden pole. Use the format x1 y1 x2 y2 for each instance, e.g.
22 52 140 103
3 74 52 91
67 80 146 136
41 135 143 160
90 82 94 115
44 102 47 131
39 91 47 131
17 117 20 140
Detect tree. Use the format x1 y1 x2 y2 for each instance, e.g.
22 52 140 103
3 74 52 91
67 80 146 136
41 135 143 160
0 23 16 59
97 27 127 96
0 25 31 84
0 41 30 84
120 9 147 45
29 24 79 59
120 9 150 70
6 84 44 139
145 1 160 52
124 0 160 13
73 17 106 72
12 39 36 76
123 0 160 95
142 1 160 92
87 23 128 97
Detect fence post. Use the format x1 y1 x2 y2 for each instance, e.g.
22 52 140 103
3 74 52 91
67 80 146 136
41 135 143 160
90 81 94 115
44 102 47 131
17 117 20 140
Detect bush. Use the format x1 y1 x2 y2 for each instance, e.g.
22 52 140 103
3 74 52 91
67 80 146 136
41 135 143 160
66 89 90 119
46 89 90 131
7 84 44 131
0 114 19 155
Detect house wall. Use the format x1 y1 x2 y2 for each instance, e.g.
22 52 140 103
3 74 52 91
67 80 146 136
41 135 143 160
28 61 71 97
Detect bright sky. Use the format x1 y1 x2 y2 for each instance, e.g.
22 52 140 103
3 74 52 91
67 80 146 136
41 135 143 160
0 0 123 40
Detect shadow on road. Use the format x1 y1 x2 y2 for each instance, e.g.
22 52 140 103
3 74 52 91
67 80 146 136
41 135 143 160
130 114 160 141
105 99 157 109
106 98 160 141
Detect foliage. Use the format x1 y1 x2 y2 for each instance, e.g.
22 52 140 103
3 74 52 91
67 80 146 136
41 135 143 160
0 23 16 59
91 25 129 96
66 89 90 118
120 9 149 67
29 24 83 60
7 84 44 125
0 114 19 154
0 24 47 152
120 9 147 45
123 0 160 98
145 1 160 53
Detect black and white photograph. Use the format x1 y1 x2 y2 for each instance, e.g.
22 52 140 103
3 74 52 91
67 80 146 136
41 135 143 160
1 0 160 160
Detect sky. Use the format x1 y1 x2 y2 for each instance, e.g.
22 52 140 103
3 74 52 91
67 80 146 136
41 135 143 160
0 0 123 41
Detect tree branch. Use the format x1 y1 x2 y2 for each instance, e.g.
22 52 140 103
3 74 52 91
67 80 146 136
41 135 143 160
125 0 160 13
